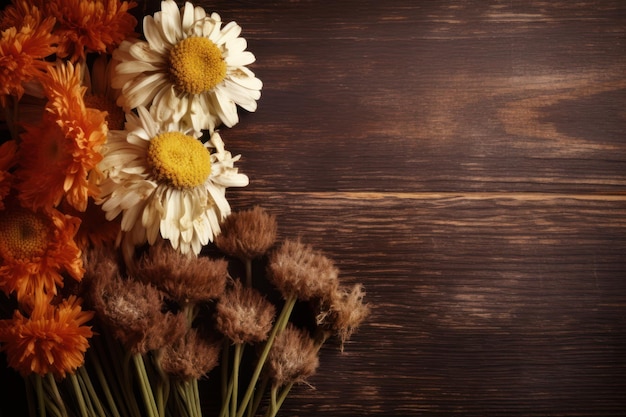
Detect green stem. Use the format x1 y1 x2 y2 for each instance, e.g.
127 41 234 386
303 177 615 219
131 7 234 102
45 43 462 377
235 295 297 417
121 350 142 417
152 351 169 417
230 343 243 417
270 385 278 415
33 375 46 417
175 381 188 417
172 383 191 417
45 373 68 417
221 338 230 402
218 374 234 417
85 348 122 417
191 379 202 417
101 328 143 417
248 374 268 417
183 381 195 417
78 366 108 417
41 396 63 417
69 373 90 417
262 333 328 417
133 353 159 417
264 382 294 417
175 380 197 417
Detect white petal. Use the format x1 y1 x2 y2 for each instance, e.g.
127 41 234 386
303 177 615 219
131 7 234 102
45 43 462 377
153 86 188 123
160 190 181 248
193 4 207 25
181 2 195 33
209 131 225 152
203 14 222 40
160 0 183 44
144 16 170 55
193 213 210 245
143 193 164 243
219 80 259 110
128 221 147 249
216 21 241 45
120 73 168 109
190 238 202 255
121 203 143 231
206 182 231 218
211 91 239 127
115 61 160 76
225 37 246 55
189 94 216 131
214 171 249 188
129 41 167 65
225 50 255 67
180 192 195 243
228 68 263 90
135 106 160 138
205 208 221 240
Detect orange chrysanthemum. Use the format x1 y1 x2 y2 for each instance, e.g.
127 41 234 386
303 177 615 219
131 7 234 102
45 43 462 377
0 140 18 209
0 2 58 106
15 61 108 212
62 198 121 250
0 293 94 378
38 0 138 62
1 0 43 29
0 201 84 303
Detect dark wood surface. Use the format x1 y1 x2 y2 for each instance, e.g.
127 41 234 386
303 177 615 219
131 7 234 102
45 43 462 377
201 1 626 416
2 1 625 416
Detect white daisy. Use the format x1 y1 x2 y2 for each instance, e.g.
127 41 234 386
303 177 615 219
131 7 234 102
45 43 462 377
96 106 249 259
111 0 262 132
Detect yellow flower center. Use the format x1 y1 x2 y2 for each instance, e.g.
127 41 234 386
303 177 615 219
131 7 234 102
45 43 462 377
0 208 51 261
169 36 227 95
147 132 212 188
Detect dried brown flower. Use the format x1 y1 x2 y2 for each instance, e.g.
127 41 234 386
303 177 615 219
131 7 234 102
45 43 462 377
132 241 228 305
86 259 187 354
215 206 277 260
267 239 339 301
316 283 369 350
81 246 122 301
215 280 276 344
266 324 319 388
160 329 222 380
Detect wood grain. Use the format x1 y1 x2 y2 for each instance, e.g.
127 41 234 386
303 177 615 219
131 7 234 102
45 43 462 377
199 0 626 415
211 0 626 195
226 192 626 415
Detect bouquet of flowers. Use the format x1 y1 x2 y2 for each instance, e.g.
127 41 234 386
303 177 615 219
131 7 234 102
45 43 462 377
0 1 369 416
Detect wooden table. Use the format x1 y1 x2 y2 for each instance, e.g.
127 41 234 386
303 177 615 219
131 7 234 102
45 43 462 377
201 1 626 415
2 1 625 416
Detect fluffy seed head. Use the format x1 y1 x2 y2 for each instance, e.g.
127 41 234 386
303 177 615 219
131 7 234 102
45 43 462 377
215 280 275 344
160 329 221 380
267 324 319 388
215 205 278 260
85 256 187 354
267 239 339 301
133 242 228 305
316 283 370 350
